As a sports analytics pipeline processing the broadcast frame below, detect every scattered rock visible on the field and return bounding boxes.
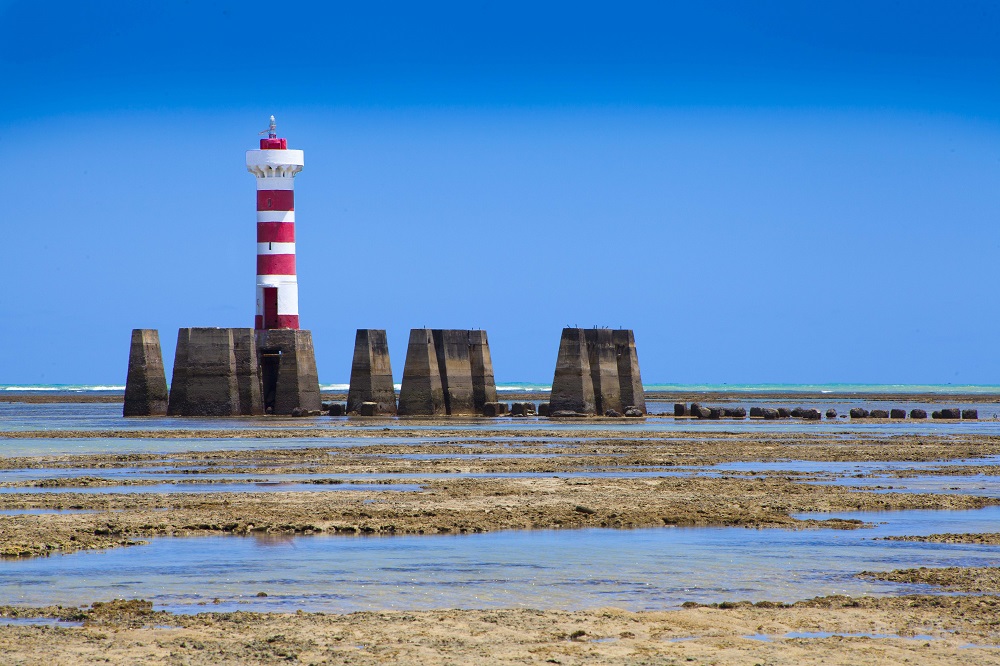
[550,410,586,417]
[604,409,623,418]
[482,402,505,417]
[777,408,792,418]
[910,408,927,419]
[800,408,821,420]
[724,407,747,418]
[850,408,869,419]
[762,408,779,420]
[825,409,837,418]
[890,409,906,419]
[749,407,764,418]
[623,406,644,417]
[870,409,889,419]
[290,407,304,417]
[963,409,978,420]
[674,403,690,417]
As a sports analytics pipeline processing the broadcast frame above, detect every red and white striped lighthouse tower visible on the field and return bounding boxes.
[246,116,304,330]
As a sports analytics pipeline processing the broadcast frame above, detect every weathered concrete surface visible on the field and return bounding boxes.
[347,329,397,415]
[549,328,596,414]
[123,329,168,417]
[398,329,446,416]
[469,330,499,412]
[232,329,264,416]
[255,329,321,416]
[167,328,241,417]
[398,329,498,415]
[613,329,646,414]
[434,330,476,415]
[584,328,622,415]
[549,328,645,416]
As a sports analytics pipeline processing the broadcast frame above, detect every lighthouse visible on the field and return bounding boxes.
[245,117,321,414]
[246,116,304,330]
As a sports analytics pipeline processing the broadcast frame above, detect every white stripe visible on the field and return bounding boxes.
[257,242,296,255]
[255,176,295,191]
[278,282,299,315]
[257,211,295,223]
[256,275,299,287]
[255,283,299,317]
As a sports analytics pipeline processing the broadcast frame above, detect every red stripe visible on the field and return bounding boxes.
[274,314,299,329]
[257,222,295,243]
[255,314,298,330]
[257,254,296,275]
[257,190,294,211]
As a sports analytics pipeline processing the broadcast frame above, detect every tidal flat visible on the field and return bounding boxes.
[2,399,1000,664]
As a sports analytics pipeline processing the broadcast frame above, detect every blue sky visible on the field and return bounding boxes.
[3,1,999,384]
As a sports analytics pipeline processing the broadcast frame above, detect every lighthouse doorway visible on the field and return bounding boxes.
[263,288,279,329]
[260,349,281,414]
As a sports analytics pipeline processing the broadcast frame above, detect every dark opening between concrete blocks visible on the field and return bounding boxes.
[255,329,321,416]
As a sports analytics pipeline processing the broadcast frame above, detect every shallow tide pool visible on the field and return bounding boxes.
[2,506,998,614]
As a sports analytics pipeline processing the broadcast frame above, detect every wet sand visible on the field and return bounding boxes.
[3,414,1000,663]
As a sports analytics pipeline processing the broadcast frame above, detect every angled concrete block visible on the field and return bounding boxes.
[347,329,397,415]
[469,329,498,414]
[398,328,446,416]
[167,327,241,416]
[613,329,645,414]
[123,329,169,417]
[549,328,596,414]
[256,329,321,416]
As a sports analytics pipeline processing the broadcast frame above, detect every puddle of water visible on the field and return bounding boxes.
[783,631,938,640]
[813,475,1000,498]
[0,617,83,627]
[712,457,1000,475]
[743,634,772,642]
[1,507,998,614]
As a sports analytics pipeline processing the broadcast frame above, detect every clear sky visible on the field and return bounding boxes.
[3,1,999,385]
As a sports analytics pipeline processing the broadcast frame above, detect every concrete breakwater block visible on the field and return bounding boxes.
[256,329,321,416]
[548,328,646,416]
[168,328,260,416]
[398,329,498,416]
[347,329,397,415]
[123,329,169,417]
[910,409,927,419]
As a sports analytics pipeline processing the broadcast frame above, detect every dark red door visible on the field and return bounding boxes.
[263,287,279,329]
